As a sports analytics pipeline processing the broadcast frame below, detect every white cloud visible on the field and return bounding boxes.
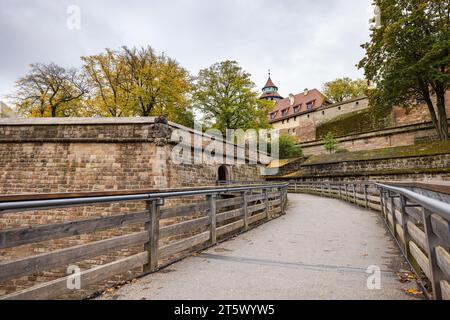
[0,0,373,103]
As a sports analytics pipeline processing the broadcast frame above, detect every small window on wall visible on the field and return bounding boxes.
[355,101,359,106]
[322,111,325,115]
[338,106,341,111]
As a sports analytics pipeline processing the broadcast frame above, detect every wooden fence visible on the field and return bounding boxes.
[288,181,450,300]
[0,183,288,300]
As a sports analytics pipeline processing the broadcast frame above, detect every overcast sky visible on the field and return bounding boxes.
[0,0,374,104]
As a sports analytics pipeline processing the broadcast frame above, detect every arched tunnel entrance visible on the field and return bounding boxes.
[218,165,229,182]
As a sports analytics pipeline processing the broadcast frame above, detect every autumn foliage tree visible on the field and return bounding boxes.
[11,63,87,117]
[322,77,368,103]
[193,60,273,134]
[82,49,134,117]
[121,46,193,123]
[359,0,450,140]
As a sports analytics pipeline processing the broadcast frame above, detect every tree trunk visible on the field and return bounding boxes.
[435,88,449,141]
[51,106,57,117]
[422,89,444,140]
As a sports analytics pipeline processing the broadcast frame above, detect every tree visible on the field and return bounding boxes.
[82,49,134,117]
[359,0,450,140]
[273,135,304,159]
[121,46,193,124]
[11,63,87,117]
[322,77,369,103]
[193,60,272,133]
[323,132,338,154]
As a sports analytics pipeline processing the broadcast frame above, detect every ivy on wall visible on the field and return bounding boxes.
[316,107,392,139]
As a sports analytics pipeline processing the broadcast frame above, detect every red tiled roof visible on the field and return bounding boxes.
[260,91,283,99]
[268,89,328,122]
[263,77,277,89]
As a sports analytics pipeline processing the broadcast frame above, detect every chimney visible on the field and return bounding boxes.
[304,88,309,96]
[289,94,295,106]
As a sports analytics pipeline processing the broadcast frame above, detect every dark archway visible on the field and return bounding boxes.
[218,165,229,182]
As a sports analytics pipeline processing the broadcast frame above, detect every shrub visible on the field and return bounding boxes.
[272,135,303,159]
[323,132,338,154]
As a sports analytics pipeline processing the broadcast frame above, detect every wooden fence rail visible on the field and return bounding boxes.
[0,183,288,300]
[288,180,450,300]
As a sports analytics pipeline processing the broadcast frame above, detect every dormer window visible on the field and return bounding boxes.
[270,113,276,120]
[293,106,299,114]
[306,100,315,110]
[281,109,288,117]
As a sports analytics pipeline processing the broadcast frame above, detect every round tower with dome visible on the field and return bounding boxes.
[260,71,283,101]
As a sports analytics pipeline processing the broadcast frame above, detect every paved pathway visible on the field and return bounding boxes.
[99,193,420,300]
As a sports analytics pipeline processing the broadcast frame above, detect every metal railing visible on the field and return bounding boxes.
[288,180,450,300]
[0,183,289,300]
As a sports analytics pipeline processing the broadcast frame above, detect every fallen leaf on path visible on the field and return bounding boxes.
[403,288,423,296]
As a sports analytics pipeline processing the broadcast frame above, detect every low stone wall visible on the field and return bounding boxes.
[267,142,450,182]
[299,121,447,156]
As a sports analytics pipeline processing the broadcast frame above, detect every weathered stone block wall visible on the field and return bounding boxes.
[275,91,449,147]
[393,91,450,127]
[268,154,450,182]
[0,118,261,297]
[300,154,450,179]
[299,121,446,156]
[313,97,369,126]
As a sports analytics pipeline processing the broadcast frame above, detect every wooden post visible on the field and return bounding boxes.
[379,189,385,217]
[339,184,342,199]
[207,194,217,245]
[385,191,390,221]
[422,208,444,300]
[353,184,357,204]
[345,184,349,202]
[144,199,160,272]
[264,189,269,219]
[294,182,297,193]
[390,194,396,237]
[364,184,368,208]
[280,188,284,215]
[243,191,249,230]
[399,195,411,257]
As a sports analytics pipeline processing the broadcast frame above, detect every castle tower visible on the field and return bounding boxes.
[260,71,283,101]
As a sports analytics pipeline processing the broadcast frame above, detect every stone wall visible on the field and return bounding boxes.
[272,91,450,146]
[299,121,447,156]
[0,117,262,297]
[267,141,450,182]
[271,96,368,143]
